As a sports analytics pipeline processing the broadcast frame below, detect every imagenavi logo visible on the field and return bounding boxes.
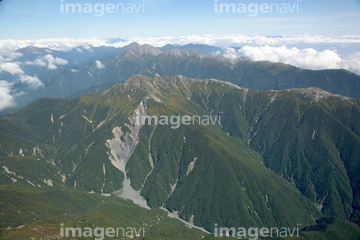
[60,223,146,239]
[143,114,221,129]
[214,0,301,17]
[214,223,300,239]
[60,0,147,17]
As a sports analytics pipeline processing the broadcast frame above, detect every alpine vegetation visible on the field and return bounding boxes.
[0,75,359,240]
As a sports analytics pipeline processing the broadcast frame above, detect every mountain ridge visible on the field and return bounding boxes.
[2,42,360,113]
[1,75,359,233]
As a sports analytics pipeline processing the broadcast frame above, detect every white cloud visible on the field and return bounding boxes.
[224,45,360,74]
[26,58,47,67]
[0,62,24,75]
[340,52,360,74]
[0,60,43,91]
[19,75,43,89]
[95,60,105,69]
[0,38,112,52]
[25,55,68,69]
[125,34,360,48]
[0,61,43,89]
[43,54,68,70]
[0,81,16,111]
[47,63,56,70]
[0,52,23,62]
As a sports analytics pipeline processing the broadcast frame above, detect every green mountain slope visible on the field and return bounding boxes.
[267,218,360,240]
[0,185,216,240]
[209,87,360,224]
[1,75,359,237]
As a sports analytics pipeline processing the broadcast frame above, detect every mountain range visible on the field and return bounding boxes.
[2,42,360,113]
[1,74,359,239]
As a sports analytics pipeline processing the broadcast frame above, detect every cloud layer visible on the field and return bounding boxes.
[223,45,359,73]
[1,34,359,52]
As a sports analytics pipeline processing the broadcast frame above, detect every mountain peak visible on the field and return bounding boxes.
[17,46,52,55]
[118,75,163,102]
[126,42,141,48]
[124,42,163,56]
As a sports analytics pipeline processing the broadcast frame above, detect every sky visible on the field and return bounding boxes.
[1,0,360,111]
[0,0,360,39]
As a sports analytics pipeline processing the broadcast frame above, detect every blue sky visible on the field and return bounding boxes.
[0,0,360,39]
[0,0,360,111]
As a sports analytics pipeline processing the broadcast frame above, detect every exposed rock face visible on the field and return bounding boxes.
[106,101,150,208]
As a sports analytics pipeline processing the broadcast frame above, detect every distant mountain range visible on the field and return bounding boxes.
[1,75,359,239]
[2,42,359,112]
